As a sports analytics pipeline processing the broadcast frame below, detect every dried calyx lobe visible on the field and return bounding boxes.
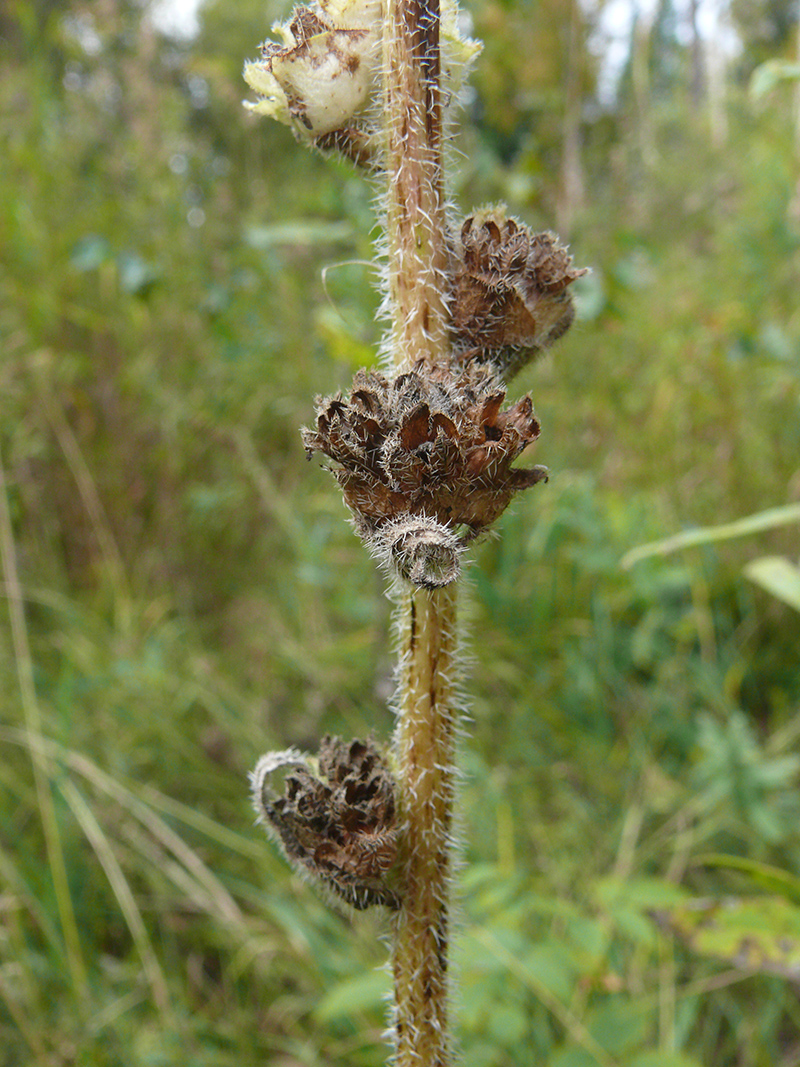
[302,362,547,587]
[450,206,588,380]
[253,735,400,910]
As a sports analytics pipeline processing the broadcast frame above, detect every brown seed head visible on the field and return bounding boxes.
[302,362,548,584]
[251,736,400,910]
[449,206,588,380]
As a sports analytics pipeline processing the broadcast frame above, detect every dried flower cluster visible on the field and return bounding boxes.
[450,207,588,380]
[251,736,400,910]
[302,362,548,586]
[298,208,585,589]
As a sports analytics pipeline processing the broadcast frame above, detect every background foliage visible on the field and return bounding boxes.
[1,1,800,1064]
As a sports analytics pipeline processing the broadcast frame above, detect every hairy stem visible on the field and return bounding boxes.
[392,583,458,1067]
[382,2,459,1063]
[383,0,449,371]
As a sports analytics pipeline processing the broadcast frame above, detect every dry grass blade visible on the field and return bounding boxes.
[140,784,265,860]
[118,815,230,918]
[622,503,800,568]
[2,726,246,929]
[226,424,300,539]
[86,988,148,1037]
[63,749,245,928]
[33,354,130,610]
[0,967,47,1059]
[0,447,87,996]
[59,778,171,1017]
[2,729,250,938]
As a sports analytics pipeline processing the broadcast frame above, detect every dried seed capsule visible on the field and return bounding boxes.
[251,736,401,910]
[376,514,465,588]
[302,361,548,585]
[449,206,588,379]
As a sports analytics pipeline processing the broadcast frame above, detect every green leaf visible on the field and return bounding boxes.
[656,896,800,979]
[585,999,648,1055]
[523,941,579,1002]
[117,251,160,294]
[613,250,654,290]
[572,270,605,322]
[315,305,378,369]
[595,876,690,909]
[608,905,658,949]
[314,967,391,1022]
[564,915,611,963]
[487,1003,529,1046]
[744,556,800,612]
[464,1042,510,1067]
[692,854,800,906]
[622,504,800,568]
[750,60,800,99]
[548,1050,597,1067]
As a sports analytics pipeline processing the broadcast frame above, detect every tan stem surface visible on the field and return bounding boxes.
[392,583,458,1067]
[383,4,458,1062]
[383,0,450,371]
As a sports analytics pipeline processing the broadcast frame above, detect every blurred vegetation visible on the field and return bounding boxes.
[1,0,800,1064]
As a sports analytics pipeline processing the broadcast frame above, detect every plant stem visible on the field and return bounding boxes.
[382,0,449,371]
[382,2,459,1062]
[392,583,458,1067]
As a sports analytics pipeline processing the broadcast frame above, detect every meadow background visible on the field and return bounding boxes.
[2,1,800,1064]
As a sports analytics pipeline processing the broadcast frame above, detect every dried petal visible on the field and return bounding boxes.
[244,0,482,164]
[243,3,380,138]
[244,0,481,164]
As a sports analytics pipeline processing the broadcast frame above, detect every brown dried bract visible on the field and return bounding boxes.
[302,363,547,585]
[314,125,376,168]
[449,206,588,380]
[252,736,400,910]
[260,6,328,56]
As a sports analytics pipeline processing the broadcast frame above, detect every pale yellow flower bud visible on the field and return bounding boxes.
[243,1,382,140]
[243,0,481,151]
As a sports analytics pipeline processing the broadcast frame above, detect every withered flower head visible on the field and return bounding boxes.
[302,363,548,587]
[251,736,400,910]
[449,206,588,380]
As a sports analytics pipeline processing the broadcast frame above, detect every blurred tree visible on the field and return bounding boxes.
[731,0,799,67]
[468,0,598,214]
[556,0,587,234]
